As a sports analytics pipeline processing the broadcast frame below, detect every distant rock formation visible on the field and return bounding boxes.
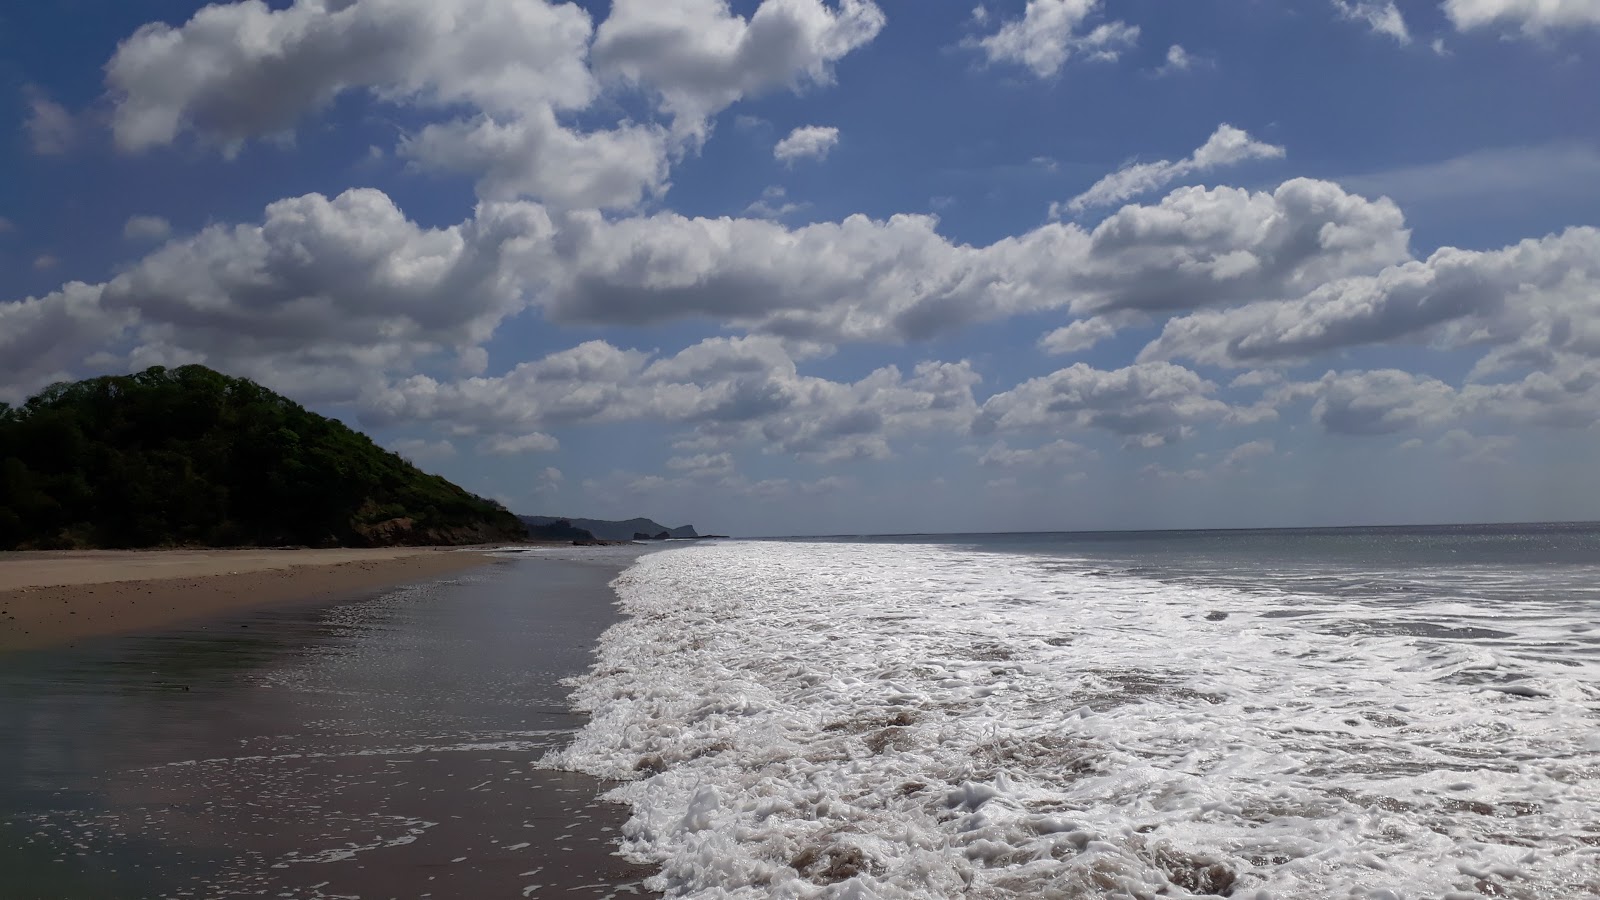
[520,515,702,542]
[524,519,598,542]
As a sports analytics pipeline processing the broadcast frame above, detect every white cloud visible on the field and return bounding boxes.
[536,466,564,492]
[15,188,535,403]
[745,186,810,219]
[1141,226,1600,370]
[24,88,77,155]
[532,178,1409,342]
[1155,44,1194,75]
[592,0,886,140]
[1272,361,1600,436]
[1222,438,1275,467]
[122,215,172,242]
[105,0,598,152]
[666,452,736,477]
[1057,124,1285,215]
[1332,1,1412,43]
[976,361,1269,446]
[101,0,886,206]
[480,432,560,455]
[33,255,60,271]
[774,125,840,164]
[398,111,672,210]
[0,282,134,397]
[1443,0,1600,33]
[1039,312,1146,355]
[2,175,1415,423]
[977,439,1090,467]
[973,0,1138,78]
[361,335,981,464]
[391,437,457,463]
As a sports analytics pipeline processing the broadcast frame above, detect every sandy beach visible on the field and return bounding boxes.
[0,547,502,652]
[0,548,658,898]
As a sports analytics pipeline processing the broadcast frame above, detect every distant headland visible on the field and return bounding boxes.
[0,365,527,550]
[516,516,727,542]
[0,365,722,552]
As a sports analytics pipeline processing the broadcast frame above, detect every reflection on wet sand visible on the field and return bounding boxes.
[0,554,657,899]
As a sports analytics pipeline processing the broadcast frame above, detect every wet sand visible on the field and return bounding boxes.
[0,548,659,899]
[0,548,502,652]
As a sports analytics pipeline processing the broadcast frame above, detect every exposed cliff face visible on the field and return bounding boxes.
[353,516,532,547]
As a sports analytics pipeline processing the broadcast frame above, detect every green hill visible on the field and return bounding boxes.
[0,365,528,550]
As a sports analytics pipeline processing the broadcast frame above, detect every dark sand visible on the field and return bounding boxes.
[0,549,660,899]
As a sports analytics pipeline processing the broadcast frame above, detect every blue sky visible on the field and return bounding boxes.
[3,0,1599,535]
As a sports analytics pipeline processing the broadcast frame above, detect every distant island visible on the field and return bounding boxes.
[0,365,528,550]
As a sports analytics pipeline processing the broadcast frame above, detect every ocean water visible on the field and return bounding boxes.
[548,525,1600,899]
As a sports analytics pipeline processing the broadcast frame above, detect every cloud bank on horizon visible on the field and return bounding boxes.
[2,0,1598,534]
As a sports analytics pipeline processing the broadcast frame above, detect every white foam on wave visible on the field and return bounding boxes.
[547,541,1600,899]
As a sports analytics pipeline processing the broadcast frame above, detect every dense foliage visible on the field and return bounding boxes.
[0,365,527,549]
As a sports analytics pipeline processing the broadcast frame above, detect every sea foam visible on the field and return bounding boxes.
[547,541,1600,898]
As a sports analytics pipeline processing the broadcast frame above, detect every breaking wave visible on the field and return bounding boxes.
[548,541,1600,898]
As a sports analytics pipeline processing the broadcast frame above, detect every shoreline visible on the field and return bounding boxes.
[0,550,660,898]
[0,547,507,653]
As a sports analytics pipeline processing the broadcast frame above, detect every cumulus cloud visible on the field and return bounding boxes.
[1057,124,1286,215]
[0,188,546,405]
[361,335,980,464]
[976,361,1269,446]
[532,178,1410,343]
[1333,1,1412,43]
[973,0,1139,78]
[592,0,886,140]
[122,215,172,242]
[1273,360,1600,436]
[3,174,1422,421]
[101,0,883,206]
[1443,0,1600,33]
[398,111,672,210]
[774,125,840,164]
[1141,226,1600,369]
[0,283,134,399]
[105,0,598,152]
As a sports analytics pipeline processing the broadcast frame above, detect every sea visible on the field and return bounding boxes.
[549,523,1600,899]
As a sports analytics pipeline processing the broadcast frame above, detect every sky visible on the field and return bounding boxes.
[2,0,1599,536]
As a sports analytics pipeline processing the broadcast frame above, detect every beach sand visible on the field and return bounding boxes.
[0,549,659,898]
[0,547,503,652]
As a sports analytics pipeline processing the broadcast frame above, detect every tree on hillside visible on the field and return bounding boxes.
[0,365,526,549]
